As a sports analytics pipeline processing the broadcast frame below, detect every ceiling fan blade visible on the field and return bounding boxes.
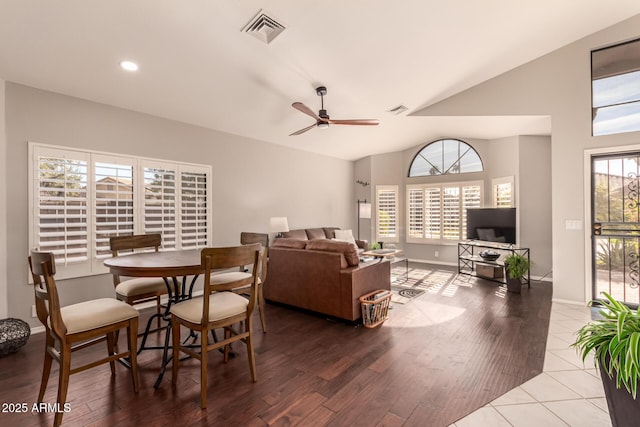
[292,102,321,121]
[328,119,379,126]
[289,123,317,136]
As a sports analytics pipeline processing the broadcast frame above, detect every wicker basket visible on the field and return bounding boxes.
[359,289,391,328]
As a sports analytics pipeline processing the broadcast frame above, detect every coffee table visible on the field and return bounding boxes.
[361,249,408,281]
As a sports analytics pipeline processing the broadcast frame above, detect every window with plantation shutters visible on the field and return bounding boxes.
[30,143,212,280]
[33,148,90,278]
[93,157,135,266]
[406,181,483,243]
[179,168,208,249]
[492,176,514,208]
[376,185,398,242]
[408,188,424,239]
[143,164,177,250]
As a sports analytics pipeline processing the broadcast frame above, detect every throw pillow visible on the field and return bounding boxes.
[334,229,357,248]
[305,228,327,240]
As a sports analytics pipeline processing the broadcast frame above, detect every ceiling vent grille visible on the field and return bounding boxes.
[243,10,286,45]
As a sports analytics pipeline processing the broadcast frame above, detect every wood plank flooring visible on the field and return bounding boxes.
[0,263,552,426]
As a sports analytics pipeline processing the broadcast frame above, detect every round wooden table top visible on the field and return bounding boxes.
[103,249,203,278]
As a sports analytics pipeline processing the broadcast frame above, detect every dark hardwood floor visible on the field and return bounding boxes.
[0,263,552,426]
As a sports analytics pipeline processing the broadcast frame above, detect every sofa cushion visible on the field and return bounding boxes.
[272,238,308,249]
[281,229,308,240]
[306,239,359,267]
[323,227,340,239]
[334,229,358,248]
[306,228,327,240]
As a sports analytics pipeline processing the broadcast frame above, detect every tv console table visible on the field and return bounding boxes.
[457,241,530,288]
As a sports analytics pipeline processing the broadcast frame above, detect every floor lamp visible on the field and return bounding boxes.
[357,200,371,240]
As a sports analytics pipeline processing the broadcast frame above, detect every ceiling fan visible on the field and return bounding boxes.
[289,86,379,136]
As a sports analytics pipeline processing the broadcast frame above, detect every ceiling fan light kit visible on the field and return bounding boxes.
[289,86,379,136]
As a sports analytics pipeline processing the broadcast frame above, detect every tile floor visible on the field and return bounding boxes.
[451,301,612,427]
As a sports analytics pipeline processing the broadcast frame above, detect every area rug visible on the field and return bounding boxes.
[390,264,457,304]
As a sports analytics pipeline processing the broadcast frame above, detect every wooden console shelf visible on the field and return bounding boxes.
[457,241,530,288]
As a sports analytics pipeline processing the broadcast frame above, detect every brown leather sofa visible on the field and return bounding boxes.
[264,237,390,322]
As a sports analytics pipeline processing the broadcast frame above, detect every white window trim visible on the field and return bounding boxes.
[375,185,399,243]
[492,176,515,208]
[29,142,213,280]
[406,180,483,245]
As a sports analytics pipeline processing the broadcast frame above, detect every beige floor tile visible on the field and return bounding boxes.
[543,351,583,372]
[549,347,589,369]
[454,406,512,427]
[546,370,605,398]
[495,402,567,427]
[587,397,609,413]
[548,331,579,346]
[519,373,581,402]
[491,386,537,406]
[546,334,573,350]
[543,399,611,427]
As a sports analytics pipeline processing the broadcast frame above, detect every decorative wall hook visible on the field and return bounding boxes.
[356,180,370,187]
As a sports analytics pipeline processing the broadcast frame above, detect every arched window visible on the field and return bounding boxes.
[408,139,483,177]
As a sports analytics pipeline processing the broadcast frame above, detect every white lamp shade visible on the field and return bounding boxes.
[359,202,372,219]
[269,217,289,233]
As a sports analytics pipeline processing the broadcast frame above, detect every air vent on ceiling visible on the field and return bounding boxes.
[387,105,409,115]
[243,10,286,45]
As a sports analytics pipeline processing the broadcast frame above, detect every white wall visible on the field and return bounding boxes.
[413,14,640,303]
[5,83,354,326]
[0,79,7,318]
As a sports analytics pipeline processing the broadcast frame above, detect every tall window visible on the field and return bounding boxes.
[408,139,483,177]
[407,182,483,243]
[30,143,212,279]
[492,176,514,208]
[592,38,640,136]
[376,185,398,242]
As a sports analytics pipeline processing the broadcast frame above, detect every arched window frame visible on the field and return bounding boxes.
[408,138,483,177]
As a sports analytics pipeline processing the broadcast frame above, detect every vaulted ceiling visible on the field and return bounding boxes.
[1,1,639,160]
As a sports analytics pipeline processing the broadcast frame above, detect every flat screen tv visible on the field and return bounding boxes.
[466,208,516,244]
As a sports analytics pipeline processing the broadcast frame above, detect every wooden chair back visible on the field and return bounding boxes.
[200,244,261,324]
[240,232,269,247]
[109,233,162,255]
[109,234,162,285]
[28,250,66,337]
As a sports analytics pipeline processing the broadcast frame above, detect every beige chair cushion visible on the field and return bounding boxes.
[115,277,167,297]
[170,292,249,324]
[59,298,139,334]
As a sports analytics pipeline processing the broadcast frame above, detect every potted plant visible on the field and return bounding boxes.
[572,292,640,426]
[503,252,530,293]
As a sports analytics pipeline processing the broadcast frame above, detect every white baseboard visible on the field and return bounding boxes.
[551,297,588,306]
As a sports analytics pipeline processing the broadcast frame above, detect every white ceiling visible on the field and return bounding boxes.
[1,1,639,160]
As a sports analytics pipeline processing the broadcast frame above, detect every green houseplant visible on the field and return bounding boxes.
[502,252,530,293]
[573,292,640,426]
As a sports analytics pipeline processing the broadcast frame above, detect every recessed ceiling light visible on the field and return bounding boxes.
[119,60,139,72]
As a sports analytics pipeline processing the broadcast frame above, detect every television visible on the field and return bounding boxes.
[466,208,516,244]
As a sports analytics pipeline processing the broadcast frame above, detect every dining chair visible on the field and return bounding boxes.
[109,234,169,337]
[171,243,262,409]
[28,250,140,427]
[239,232,269,332]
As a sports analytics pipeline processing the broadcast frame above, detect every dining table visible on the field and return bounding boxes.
[104,248,204,388]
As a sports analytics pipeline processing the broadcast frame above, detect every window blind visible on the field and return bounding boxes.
[376,185,398,241]
[406,181,483,243]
